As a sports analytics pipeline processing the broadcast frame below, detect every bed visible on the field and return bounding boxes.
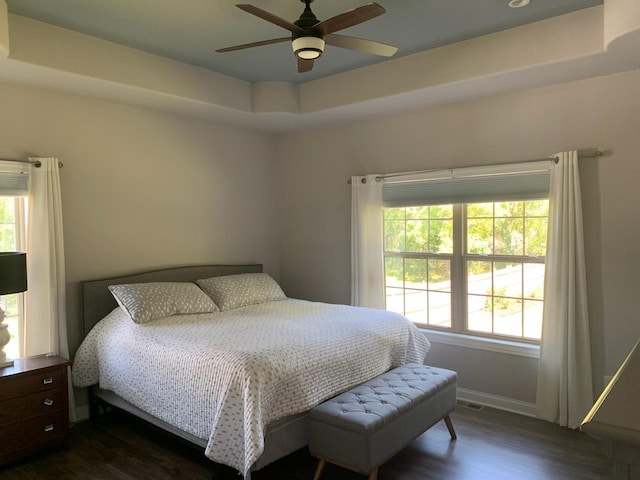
[72,264,430,479]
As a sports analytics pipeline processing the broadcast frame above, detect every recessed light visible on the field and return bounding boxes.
[508,0,530,7]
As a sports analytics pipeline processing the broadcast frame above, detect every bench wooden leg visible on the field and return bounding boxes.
[313,459,326,480]
[444,414,457,440]
[368,466,379,480]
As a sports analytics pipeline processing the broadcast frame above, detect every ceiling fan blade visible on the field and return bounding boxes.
[216,37,290,53]
[325,34,397,57]
[314,3,386,35]
[298,57,314,73]
[236,4,304,34]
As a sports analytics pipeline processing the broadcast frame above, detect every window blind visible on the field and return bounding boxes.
[0,162,29,196]
[382,162,550,207]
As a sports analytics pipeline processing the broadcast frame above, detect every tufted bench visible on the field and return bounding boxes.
[309,363,457,480]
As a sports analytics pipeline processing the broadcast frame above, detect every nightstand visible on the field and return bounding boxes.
[0,354,71,465]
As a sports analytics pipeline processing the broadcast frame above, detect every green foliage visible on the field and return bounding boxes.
[384,200,548,309]
[466,200,548,256]
[490,286,523,313]
[467,218,493,254]
[384,206,453,285]
[0,197,17,251]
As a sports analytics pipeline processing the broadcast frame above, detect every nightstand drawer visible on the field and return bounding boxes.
[0,411,65,455]
[0,369,62,401]
[0,388,63,424]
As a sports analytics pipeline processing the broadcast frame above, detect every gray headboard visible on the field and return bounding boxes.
[81,264,263,337]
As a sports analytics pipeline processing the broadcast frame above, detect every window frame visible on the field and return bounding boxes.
[383,200,547,345]
[0,196,27,359]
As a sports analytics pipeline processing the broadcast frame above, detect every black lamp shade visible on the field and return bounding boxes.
[0,252,27,295]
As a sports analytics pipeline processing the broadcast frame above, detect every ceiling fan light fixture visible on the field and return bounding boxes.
[292,36,325,59]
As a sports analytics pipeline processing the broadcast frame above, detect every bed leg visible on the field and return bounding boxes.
[88,388,110,421]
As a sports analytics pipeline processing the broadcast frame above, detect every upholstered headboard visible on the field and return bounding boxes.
[81,264,263,337]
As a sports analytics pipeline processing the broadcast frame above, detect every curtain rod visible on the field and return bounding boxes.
[0,157,64,168]
[348,150,606,184]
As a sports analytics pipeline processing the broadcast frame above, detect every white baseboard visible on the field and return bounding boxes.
[457,387,537,417]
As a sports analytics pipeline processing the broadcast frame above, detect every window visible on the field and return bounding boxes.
[0,163,29,359]
[382,163,549,343]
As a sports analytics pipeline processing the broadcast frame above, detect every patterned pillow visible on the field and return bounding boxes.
[108,282,219,324]
[196,273,286,311]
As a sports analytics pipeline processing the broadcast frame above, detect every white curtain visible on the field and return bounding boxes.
[25,157,75,421]
[536,151,593,429]
[350,175,384,309]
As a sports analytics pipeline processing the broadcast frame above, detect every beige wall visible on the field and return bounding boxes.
[0,79,279,356]
[276,69,640,403]
[2,66,639,408]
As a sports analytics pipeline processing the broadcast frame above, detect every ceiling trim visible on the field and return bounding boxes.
[1,1,639,133]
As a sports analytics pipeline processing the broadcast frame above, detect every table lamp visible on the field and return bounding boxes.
[0,252,27,368]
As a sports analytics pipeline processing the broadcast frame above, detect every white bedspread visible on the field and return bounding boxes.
[72,299,430,476]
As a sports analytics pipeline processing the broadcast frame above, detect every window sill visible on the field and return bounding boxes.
[419,328,540,359]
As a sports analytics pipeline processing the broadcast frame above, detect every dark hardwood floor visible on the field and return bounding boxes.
[0,405,613,480]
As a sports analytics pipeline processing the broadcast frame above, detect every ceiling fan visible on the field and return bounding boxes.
[216,0,398,73]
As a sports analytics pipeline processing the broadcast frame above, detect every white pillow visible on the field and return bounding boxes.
[196,273,286,311]
[108,282,219,324]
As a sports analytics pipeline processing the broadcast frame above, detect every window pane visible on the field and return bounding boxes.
[406,220,428,252]
[405,206,429,220]
[495,218,523,255]
[385,257,403,288]
[524,299,543,339]
[525,199,549,217]
[0,196,25,359]
[523,263,545,299]
[467,260,492,295]
[468,295,492,333]
[467,203,493,218]
[0,224,16,251]
[386,287,405,315]
[384,208,405,220]
[0,197,16,222]
[384,219,405,252]
[467,218,493,254]
[404,258,427,289]
[430,204,452,218]
[494,296,523,337]
[404,290,428,324]
[496,201,523,217]
[525,217,547,256]
[0,295,19,359]
[428,259,451,291]
[429,220,453,254]
[494,262,522,298]
[0,197,17,251]
[428,291,451,328]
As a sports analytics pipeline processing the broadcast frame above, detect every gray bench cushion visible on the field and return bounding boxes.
[309,363,457,475]
[311,363,456,433]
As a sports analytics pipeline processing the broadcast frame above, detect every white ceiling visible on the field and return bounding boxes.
[5,0,602,84]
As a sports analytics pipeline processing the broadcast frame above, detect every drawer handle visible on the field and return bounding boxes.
[44,424,54,433]
[43,398,54,406]
[43,377,54,385]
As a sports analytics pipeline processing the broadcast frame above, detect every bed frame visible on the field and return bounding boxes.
[80,264,309,474]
